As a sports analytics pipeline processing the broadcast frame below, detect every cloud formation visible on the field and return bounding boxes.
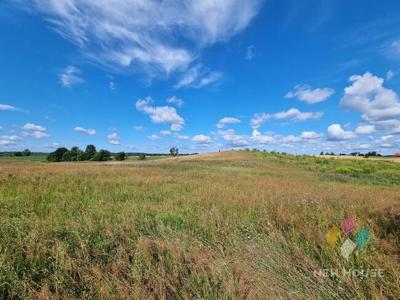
[286,85,334,104]
[136,97,185,131]
[327,124,356,141]
[74,126,96,135]
[0,104,22,111]
[25,0,261,76]
[340,72,400,133]
[251,108,323,129]
[192,134,212,144]
[59,66,84,87]
[107,132,120,145]
[217,117,241,129]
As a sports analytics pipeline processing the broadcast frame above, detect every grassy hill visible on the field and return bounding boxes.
[0,151,399,299]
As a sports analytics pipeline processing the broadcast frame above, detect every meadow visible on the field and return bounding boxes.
[0,151,399,299]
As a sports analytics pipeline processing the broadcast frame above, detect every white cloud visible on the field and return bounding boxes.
[74,126,96,135]
[250,113,271,129]
[24,0,261,76]
[340,72,400,134]
[286,85,335,104]
[44,142,60,149]
[192,134,212,144]
[327,124,356,141]
[197,72,222,88]
[148,134,160,141]
[175,65,222,89]
[300,131,322,140]
[21,123,50,139]
[246,45,255,60]
[160,130,172,136]
[217,117,241,129]
[251,108,322,129]
[217,129,248,147]
[23,131,50,139]
[177,135,190,140]
[386,70,395,80]
[59,66,84,87]
[136,97,185,131]
[355,124,376,135]
[22,123,46,131]
[0,104,22,111]
[107,132,120,145]
[166,96,184,107]
[133,125,145,131]
[0,135,22,142]
[251,129,276,144]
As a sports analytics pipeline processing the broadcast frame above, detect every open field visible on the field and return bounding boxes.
[0,151,399,299]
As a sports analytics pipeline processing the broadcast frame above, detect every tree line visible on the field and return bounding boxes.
[47,145,127,162]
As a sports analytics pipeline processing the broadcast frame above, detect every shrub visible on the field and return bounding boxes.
[14,152,23,157]
[115,152,127,161]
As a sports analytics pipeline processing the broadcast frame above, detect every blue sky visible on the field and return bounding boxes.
[1,0,400,154]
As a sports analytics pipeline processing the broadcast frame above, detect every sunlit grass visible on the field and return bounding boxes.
[0,151,399,299]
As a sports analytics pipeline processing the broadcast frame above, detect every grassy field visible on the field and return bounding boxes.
[0,151,399,299]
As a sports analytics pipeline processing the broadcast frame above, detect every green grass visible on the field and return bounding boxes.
[0,155,48,162]
[0,151,399,299]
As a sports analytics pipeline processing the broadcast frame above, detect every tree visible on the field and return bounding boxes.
[138,153,146,160]
[14,152,23,157]
[47,147,68,162]
[62,151,72,162]
[85,144,97,160]
[93,150,111,161]
[70,146,80,161]
[23,149,32,156]
[320,151,324,156]
[170,147,179,157]
[115,152,127,161]
[77,150,85,161]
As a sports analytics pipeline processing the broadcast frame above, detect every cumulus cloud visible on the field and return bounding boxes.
[250,108,323,129]
[23,0,261,77]
[300,131,322,140]
[59,66,84,87]
[251,130,276,144]
[192,134,212,144]
[286,85,335,104]
[340,72,400,133]
[74,126,96,135]
[177,135,190,140]
[107,132,120,145]
[21,123,50,139]
[217,129,248,147]
[136,97,185,131]
[327,124,356,141]
[166,96,184,107]
[0,104,22,111]
[217,117,241,129]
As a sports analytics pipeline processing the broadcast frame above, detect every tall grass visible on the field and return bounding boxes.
[0,152,399,299]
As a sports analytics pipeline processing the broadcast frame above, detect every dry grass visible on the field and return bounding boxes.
[0,151,399,299]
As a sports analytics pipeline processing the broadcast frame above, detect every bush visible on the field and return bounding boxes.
[14,152,23,157]
[115,152,127,161]
[138,153,146,160]
[93,150,111,161]
[62,151,72,162]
